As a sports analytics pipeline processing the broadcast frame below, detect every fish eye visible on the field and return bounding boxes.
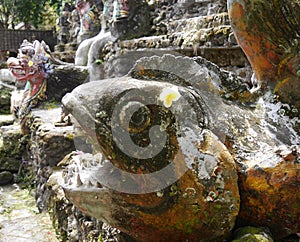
[129,106,151,133]
[118,101,152,134]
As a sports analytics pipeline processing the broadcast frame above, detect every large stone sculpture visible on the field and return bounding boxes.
[75,0,151,67]
[61,56,242,241]
[55,0,299,241]
[69,9,81,44]
[57,4,72,44]
[227,0,300,238]
[228,0,300,110]
[60,54,299,241]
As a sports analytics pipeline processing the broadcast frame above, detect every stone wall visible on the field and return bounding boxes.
[0,69,16,114]
[86,0,252,82]
[0,29,56,52]
[25,108,135,242]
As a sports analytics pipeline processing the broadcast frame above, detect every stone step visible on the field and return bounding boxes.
[111,12,235,57]
[52,51,76,63]
[100,11,247,80]
[104,21,244,72]
[167,12,230,34]
[118,25,233,50]
[164,0,227,19]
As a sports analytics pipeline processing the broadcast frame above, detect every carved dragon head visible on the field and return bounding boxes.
[7,39,52,82]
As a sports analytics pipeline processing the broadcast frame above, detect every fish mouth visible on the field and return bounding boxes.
[57,153,118,225]
[60,153,105,190]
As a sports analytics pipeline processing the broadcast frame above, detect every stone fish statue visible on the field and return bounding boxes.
[57,0,300,241]
[60,54,299,241]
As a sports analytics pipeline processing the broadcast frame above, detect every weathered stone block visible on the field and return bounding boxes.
[0,115,14,126]
[46,65,89,102]
[111,0,151,40]
[0,124,24,172]
[28,108,76,211]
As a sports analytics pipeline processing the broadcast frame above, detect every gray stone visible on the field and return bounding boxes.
[0,185,59,241]
[87,32,115,81]
[46,65,89,102]
[10,90,24,116]
[28,108,76,212]
[75,35,100,66]
[111,0,151,40]
[30,108,76,167]
[103,49,183,78]
[0,69,16,85]
[100,12,248,80]
[232,226,274,242]
[0,171,13,185]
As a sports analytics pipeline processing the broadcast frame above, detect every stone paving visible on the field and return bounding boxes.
[0,185,59,242]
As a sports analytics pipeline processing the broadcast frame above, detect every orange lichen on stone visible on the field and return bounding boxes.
[237,156,300,239]
[228,0,300,108]
[228,2,279,83]
[120,132,241,242]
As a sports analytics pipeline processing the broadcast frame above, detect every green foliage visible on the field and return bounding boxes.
[14,0,45,28]
[15,165,36,189]
[95,59,104,65]
[40,99,61,109]
[0,0,16,28]
[0,0,67,29]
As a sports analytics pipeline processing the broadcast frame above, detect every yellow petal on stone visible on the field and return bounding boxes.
[159,86,181,108]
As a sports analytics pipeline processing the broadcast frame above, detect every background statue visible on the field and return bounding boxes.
[69,9,81,43]
[57,4,73,44]
[75,0,102,43]
[7,40,53,131]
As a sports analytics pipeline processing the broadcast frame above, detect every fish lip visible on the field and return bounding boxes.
[62,186,107,192]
